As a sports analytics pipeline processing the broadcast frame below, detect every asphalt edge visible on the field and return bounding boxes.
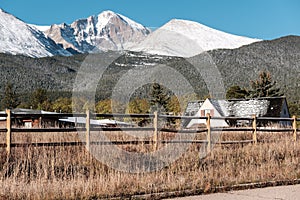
[101,179,300,200]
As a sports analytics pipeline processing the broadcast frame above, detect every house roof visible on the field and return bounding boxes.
[182,97,289,128]
[0,108,59,120]
[182,100,204,127]
[184,100,205,116]
[208,96,288,118]
[0,108,132,127]
[59,117,132,126]
[0,108,58,115]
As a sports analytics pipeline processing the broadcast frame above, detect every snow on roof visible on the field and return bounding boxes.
[183,97,286,119]
[0,109,59,120]
[184,100,204,116]
[59,117,131,126]
[182,100,205,127]
[208,97,286,118]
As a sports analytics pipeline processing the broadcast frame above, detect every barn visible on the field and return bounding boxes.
[184,97,290,128]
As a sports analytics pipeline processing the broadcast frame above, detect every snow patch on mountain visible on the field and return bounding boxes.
[29,24,51,32]
[133,19,261,57]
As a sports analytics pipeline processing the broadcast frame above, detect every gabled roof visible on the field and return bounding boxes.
[183,97,289,128]
[182,100,204,127]
[207,96,288,118]
[184,100,204,116]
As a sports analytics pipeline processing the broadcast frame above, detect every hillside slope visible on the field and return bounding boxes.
[0,36,298,102]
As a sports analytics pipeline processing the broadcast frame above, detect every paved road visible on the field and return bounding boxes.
[167,184,300,200]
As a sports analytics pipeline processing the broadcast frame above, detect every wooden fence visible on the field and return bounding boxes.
[0,109,299,155]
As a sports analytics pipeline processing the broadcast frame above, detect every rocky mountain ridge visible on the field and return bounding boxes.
[1,8,260,57]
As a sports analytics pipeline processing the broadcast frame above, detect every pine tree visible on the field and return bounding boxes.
[52,97,72,113]
[226,85,249,99]
[150,82,171,114]
[248,70,283,98]
[2,82,19,109]
[31,88,49,110]
[128,98,150,114]
[289,101,300,117]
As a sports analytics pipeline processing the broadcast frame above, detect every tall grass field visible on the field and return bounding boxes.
[0,130,300,199]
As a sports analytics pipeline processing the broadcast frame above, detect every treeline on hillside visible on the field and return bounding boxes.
[1,71,299,117]
[226,70,300,116]
[0,82,186,116]
[208,36,300,102]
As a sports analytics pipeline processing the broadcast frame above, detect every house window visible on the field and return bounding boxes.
[201,110,205,116]
[205,109,210,116]
[24,121,32,128]
[201,109,214,117]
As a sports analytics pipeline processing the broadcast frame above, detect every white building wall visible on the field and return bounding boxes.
[280,100,292,126]
[187,99,228,128]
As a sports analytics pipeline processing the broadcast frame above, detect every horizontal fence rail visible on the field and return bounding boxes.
[0,109,299,155]
[95,113,154,118]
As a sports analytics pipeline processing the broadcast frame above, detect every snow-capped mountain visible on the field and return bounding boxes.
[44,10,151,53]
[0,9,71,58]
[1,9,261,58]
[132,19,261,57]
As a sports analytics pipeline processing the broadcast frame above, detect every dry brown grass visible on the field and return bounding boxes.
[0,130,300,199]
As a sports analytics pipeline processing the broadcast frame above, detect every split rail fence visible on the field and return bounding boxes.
[0,109,299,155]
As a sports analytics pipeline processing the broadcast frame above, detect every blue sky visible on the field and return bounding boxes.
[1,0,300,40]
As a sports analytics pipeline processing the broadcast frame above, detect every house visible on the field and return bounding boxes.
[184,97,290,128]
[0,108,62,128]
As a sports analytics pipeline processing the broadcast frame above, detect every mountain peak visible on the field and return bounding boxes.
[96,10,149,32]
[0,8,71,57]
[132,18,261,57]
[98,10,118,18]
[43,10,150,53]
[164,19,215,30]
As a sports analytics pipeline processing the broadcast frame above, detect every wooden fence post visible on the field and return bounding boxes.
[252,115,257,144]
[153,111,158,151]
[6,109,11,155]
[39,117,42,128]
[206,113,211,152]
[293,115,297,142]
[86,109,90,150]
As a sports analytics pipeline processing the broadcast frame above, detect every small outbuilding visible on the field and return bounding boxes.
[0,108,61,128]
